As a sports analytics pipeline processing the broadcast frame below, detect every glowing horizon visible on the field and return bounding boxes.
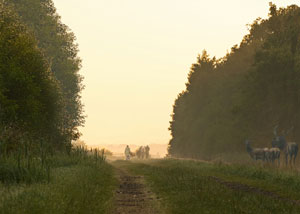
[53,0,299,146]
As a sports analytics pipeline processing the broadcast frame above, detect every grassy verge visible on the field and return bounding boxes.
[123,159,300,214]
[0,155,116,214]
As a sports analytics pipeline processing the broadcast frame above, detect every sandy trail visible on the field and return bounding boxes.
[112,164,162,214]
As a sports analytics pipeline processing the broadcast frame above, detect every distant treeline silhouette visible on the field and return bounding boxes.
[168,3,300,159]
[0,0,84,155]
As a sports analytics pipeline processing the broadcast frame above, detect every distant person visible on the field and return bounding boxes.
[145,145,150,159]
[125,145,131,160]
[140,146,145,159]
[136,147,142,159]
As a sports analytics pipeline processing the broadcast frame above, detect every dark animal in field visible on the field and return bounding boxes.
[285,142,298,165]
[271,125,287,150]
[271,136,286,150]
[271,126,298,166]
[245,140,266,161]
[261,147,280,165]
[269,148,280,165]
[263,148,271,162]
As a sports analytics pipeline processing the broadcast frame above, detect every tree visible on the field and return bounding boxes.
[7,0,85,149]
[167,4,298,159]
[242,4,300,140]
[0,2,61,152]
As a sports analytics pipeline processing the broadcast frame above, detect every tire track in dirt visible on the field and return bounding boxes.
[209,176,300,205]
[112,167,161,214]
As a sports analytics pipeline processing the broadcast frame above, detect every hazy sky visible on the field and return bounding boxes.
[53,0,299,146]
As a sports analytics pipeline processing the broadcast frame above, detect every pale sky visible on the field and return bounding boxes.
[53,0,299,146]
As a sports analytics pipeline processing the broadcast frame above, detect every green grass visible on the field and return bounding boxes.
[0,155,116,214]
[0,156,49,184]
[122,159,300,214]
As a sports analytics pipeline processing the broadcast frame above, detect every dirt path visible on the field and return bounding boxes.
[209,176,300,205]
[112,164,162,214]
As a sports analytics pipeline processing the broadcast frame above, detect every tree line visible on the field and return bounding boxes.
[0,0,84,155]
[168,3,300,159]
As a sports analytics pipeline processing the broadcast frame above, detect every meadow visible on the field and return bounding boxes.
[0,150,116,214]
[2,153,300,213]
[123,158,300,214]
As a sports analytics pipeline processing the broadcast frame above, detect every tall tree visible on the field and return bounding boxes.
[0,2,61,151]
[7,0,85,149]
[168,4,291,159]
[242,4,300,140]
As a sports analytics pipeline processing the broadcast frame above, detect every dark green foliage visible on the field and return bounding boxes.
[0,3,113,212]
[0,1,87,191]
[0,158,46,184]
[242,4,300,140]
[0,2,61,153]
[0,0,84,154]
[168,4,300,159]
[6,0,84,149]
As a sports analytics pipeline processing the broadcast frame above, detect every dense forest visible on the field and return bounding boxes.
[0,0,84,155]
[168,4,300,159]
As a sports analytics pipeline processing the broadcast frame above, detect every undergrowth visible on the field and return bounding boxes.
[0,148,116,214]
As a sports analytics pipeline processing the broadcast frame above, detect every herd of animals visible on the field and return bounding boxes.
[245,126,299,166]
[131,145,151,159]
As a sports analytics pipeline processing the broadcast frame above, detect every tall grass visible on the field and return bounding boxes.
[0,144,107,184]
[0,156,48,184]
[0,146,116,214]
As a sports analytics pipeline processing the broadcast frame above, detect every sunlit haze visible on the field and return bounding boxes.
[52,0,299,146]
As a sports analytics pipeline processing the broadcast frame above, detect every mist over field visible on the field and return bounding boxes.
[91,144,168,158]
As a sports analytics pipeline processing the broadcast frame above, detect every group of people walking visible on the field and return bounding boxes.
[124,145,150,160]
